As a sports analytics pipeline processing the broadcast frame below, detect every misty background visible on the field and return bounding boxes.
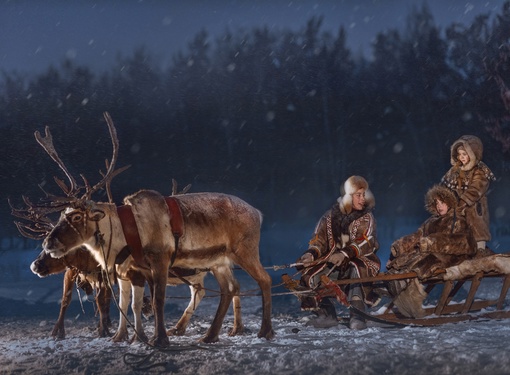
[1,1,510,266]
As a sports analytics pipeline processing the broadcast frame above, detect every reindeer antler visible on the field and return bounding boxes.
[34,126,80,197]
[12,112,129,239]
[82,112,128,201]
[8,197,57,240]
[171,179,192,195]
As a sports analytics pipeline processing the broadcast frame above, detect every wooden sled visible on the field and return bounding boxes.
[282,264,510,327]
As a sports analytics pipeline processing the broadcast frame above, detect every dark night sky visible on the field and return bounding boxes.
[0,0,503,76]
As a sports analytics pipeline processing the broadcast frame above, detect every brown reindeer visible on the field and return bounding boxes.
[30,246,112,339]
[20,195,244,342]
[14,112,273,346]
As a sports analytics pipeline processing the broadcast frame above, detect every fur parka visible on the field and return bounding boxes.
[300,176,381,306]
[387,185,477,277]
[441,135,496,242]
[386,185,477,317]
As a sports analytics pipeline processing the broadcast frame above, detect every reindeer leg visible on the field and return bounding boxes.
[200,266,237,343]
[112,278,131,342]
[168,281,205,336]
[228,295,244,336]
[130,284,148,343]
[233,252,274,340]
[125,270,149,343]
[147,251,171,347]
[51,268,76,339]
[95,285,112,337]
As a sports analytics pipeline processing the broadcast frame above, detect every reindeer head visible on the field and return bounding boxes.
[42,201,109,258]
[11,112,128,258]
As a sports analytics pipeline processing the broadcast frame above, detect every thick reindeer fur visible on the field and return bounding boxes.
[43,189,273,347]
[125,190,173,255]
[444,253,510,280]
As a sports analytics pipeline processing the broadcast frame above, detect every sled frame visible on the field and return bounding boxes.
[283,271,510,327]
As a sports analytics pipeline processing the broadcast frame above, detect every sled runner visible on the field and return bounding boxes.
[282,254,510,327]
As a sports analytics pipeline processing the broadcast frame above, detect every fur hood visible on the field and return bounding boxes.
[337,175,375,214]
[450,135,483,171]
[424,184,457,215]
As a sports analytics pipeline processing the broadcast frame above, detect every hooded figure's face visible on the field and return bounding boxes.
[351,188,366,211]
[435,198,449,216]
[457,147,470,167]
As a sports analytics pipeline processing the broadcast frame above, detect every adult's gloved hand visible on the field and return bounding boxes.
[299,252,314,266]
[328,252,346,266]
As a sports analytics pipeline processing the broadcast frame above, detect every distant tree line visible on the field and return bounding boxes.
[1,3,510,241]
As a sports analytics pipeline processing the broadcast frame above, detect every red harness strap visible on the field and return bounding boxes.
[165,197,184,239]
[116,197,184,268]
[165,197,183,266]
[116,205,147,268]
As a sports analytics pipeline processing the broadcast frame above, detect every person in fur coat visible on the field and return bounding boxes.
[297,175,380,330]
[386,184,477,318]
[441,135,496,255]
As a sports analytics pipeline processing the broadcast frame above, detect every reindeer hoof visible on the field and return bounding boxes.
[51,328,65,340]
[111,331,129,343]
[130,332,149,344]
[167,327,185,336]
[150,335,170,347]
[257,328,275,340]
[199,335,220,344]
[98,327,112,338]
[228,325,245,336]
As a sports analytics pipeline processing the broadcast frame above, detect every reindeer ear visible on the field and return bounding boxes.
[89,209,105,221]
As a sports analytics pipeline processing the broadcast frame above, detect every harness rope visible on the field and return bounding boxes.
[91,215,340,369]
[94,220,214,370]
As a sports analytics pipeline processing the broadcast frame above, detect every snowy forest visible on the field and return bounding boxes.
[3,2,510,374]
[1,2,510,251]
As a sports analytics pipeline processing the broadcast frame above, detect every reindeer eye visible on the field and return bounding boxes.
[70,213,83,222]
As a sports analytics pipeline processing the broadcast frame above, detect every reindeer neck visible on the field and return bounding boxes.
[86,209,126,272]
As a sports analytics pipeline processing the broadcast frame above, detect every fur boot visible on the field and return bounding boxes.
[392,278,426,318]
[305,299,338,328]
[349,298,367,330]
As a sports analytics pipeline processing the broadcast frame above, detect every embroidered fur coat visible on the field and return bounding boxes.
[441,135,496,243]
[300,179,380,306]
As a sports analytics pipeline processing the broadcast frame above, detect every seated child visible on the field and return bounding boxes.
[386,184,477,317]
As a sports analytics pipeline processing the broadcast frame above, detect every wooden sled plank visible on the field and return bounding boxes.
[283,268,510,327]
[370,310,510,327]
[379,299,500,320]
[497,274,510,310]
[460,272,483,314]
[434,280,454,315]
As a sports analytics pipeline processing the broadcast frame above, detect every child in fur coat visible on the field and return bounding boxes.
[386,184,477,318]
[441,135,496,255]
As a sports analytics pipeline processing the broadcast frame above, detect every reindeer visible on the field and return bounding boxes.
[30,246,112,339]
[25,182,244,339]
[14,112,273,346]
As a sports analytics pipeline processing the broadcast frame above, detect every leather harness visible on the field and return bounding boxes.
[115,196,184,268]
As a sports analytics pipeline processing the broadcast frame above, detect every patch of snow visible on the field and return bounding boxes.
[1,249,510,374]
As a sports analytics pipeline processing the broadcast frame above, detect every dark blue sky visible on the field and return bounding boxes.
[0,0,503,76]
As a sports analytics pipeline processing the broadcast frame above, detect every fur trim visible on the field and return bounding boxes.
[424,184,457,215]
[450,135,483,171]
[444,254,510,280]
[338,175,375,214]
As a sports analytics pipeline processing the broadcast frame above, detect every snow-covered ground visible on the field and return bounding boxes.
[2,246,510,375]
